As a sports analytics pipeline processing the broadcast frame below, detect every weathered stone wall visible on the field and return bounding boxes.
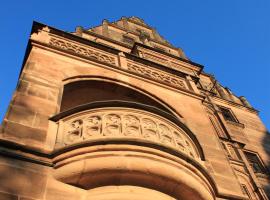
[0,18,269,200]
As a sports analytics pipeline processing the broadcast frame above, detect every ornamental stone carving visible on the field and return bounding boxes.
[136,47,198,76]
[55,108,199,159]
[49,37,116,66]
[126,62,187,90]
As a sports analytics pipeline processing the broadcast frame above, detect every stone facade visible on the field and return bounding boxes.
[0,17,269,200]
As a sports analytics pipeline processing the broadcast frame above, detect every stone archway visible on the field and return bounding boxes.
[49,79,217,200]
[60,79,174,115]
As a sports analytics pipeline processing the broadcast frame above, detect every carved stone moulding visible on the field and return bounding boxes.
[53,144,216,200]
[51,105,215,200]
[126,62,188,90]
[49,37,117,66]
[135,45,201,76]
[54,107,200,160]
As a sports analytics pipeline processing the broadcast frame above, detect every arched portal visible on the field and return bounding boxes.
[60,80,174,115]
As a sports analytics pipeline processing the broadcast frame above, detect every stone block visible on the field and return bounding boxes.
[0,156,50,174]
[27,84,48,99]
[19,198,37,200]
[44,179,84,200]
[6,105,35,126]
[13,94,57,115]
[25,62,36,71]
[4,121,47,143]
[47,90,58,102]
[17,81,29,94]
[210,160,234,177]
[203,147,227,160]
[0,164,47,199]
[33,113,49,129]
[214,174,243,196]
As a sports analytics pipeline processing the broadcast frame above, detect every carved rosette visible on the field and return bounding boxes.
[56,108,199,159]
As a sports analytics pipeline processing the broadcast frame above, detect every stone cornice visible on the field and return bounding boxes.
[31,40,204,102]
[31,22,202,79]
[211,95,258,114]
[28,22,207,100]
[132,42,204,71]
[32,21,122,54]
[124,52,187,78]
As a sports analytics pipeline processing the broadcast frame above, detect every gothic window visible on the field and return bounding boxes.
[244,151,267,174]
[219,107,238,123]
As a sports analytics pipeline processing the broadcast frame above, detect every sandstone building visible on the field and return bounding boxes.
[0,17,270,200]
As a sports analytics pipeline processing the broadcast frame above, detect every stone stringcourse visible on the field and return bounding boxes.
[126,62,187,90]
[49,37,117,66]
[138,47,195,75]
[143,52,186,72]
[49,37,188,91]
[56,108,198,159]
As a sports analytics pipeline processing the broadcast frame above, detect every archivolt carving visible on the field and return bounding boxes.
[126,62,187,90]
[49,38,116,66]
[56,108,199,159]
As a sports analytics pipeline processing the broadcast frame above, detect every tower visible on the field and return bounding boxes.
[0,17,269,200]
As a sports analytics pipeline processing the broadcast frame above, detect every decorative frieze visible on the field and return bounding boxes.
[143,52,168,65]
[49,38,116,66]
[126,62,187,90]
[56,108,199,159]
[140,50,197,75]
[143,52,194,75]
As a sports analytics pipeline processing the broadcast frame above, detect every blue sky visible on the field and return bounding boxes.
[0,0,269,129]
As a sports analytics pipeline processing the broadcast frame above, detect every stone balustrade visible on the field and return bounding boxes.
[55,107,199,160]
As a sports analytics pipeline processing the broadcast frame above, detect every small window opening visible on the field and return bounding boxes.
[244,151,266,174]
[219,107,237,122]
